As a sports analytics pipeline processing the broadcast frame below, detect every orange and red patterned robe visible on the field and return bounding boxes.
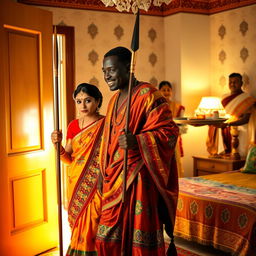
[96,83,179,256]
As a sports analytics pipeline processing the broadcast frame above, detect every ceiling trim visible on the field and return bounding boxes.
[18,0,256,16]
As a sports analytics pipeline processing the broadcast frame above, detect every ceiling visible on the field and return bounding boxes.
[18,0,256,16]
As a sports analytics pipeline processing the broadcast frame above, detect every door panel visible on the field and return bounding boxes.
[0,1,58,255]
[6,26,42,152]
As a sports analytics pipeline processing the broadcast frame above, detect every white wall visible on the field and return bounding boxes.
[164,13,210,176]
[163,14,182,102]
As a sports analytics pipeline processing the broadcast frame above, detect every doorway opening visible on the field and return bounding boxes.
[54,25,75,253]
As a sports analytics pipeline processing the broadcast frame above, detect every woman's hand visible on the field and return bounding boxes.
[51,130,63,145]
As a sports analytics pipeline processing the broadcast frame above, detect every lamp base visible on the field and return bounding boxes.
[208,153,223,159]
[208,152,237,159]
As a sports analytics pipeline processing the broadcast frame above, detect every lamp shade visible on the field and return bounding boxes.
[195,97,226,118]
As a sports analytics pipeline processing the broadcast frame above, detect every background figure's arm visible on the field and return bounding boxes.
[229,113,250,126]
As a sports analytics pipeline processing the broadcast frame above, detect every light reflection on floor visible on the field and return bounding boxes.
[39,207,70,256]
[62,207,71,253]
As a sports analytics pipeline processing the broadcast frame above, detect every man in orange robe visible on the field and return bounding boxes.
[96,47,179,255]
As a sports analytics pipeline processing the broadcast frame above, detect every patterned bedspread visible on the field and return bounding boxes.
[174,171,256,256]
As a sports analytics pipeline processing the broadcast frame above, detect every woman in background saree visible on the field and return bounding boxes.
[51,83,105,256]
[159,80,186,177]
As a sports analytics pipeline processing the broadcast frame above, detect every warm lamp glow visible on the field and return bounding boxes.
[195,97,226,118]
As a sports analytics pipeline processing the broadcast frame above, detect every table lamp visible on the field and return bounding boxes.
[195,96,226,119]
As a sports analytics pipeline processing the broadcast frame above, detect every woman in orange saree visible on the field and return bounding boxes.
[51,83,105,256]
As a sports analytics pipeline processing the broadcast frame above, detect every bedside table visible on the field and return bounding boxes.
[193,156,245,176]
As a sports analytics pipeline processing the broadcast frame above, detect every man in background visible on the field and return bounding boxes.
[207,73,256,157]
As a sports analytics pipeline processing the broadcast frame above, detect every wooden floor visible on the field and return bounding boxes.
[36,207,70,256]
[37,216,230,256]
[38,238,231,256]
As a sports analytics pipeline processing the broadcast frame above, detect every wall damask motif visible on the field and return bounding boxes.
[89,76,99,86]
[88,23,98,39]
[114,25,124,40]
[240,47,249,63]
[148,28,157,42]
[218,24,226,39]
[239,20,248,36]
[88,50,99,65]
[219,75,226,87]
[242,73,250,90]
[218,50,226,64]
[149,53,157,66]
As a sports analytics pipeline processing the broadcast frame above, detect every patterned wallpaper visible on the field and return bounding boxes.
[40,7,165,114]
[210,5,256,97]
[39,4,256,115]
[33,4,256,177]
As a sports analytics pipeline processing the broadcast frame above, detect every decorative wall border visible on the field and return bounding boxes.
[18,0,256,15]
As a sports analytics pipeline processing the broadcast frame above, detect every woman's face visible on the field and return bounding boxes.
[75,91,99,118]
[160,84,173,100]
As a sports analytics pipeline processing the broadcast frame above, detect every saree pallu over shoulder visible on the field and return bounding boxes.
[68,117,104,230]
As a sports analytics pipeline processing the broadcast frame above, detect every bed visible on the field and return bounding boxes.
[174,171,256,256]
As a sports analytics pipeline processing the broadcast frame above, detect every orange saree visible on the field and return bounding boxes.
[66,117,104,256]
[96,83,179,256]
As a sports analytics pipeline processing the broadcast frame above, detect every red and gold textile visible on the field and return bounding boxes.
[96,83,179,255]
[174,171,256,256]
[66,117,105,256]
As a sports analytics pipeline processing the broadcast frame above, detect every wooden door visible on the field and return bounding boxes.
[0,1,58,255]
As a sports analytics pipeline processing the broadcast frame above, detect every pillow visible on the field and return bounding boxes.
[241,145,256,173]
